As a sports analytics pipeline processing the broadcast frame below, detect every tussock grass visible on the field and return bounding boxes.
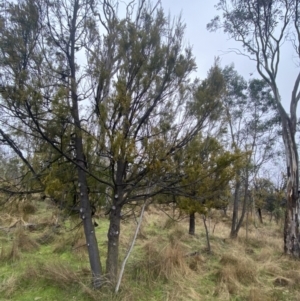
[27,260,81,288]
[0,274,20,298]
[131,239,190,283]
[0,260,99,301]
[36,227,57,245]
[0,227,39,262]
[53,225,84,253]
[219,253,257,286]
[0,213,14,227]
[247,287,273,301]
[3,202,300,300]
[168,224,186,243]
[163,217,177,229]
[14,227,40,252]
[21,202,37,215]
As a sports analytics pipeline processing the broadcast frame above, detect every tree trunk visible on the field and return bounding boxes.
[202,215,211,253]
[77,167,102,288]
[230,179,240,238]
[189,212,196,235]
[69,1,102,286]
[282,120,300,256]
[230,171,249,238]
[106,157,127,283]
[246,204,249,241]
[257,208,263,224]
[106,203,121,283]
[72,86,102,287]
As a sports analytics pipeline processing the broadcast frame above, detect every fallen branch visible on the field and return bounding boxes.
[184,251,200,257]
[115,200,147,294]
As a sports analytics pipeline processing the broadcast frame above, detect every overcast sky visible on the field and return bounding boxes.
[160,0,299,111]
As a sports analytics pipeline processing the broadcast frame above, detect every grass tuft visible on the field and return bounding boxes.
[1,227,39,262]
[0,274,20,297]
[216,252,257,296]
[131,239,190,283]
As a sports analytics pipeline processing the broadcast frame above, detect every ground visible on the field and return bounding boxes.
[0,198,299,301]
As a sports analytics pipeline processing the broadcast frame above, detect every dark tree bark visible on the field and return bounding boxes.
[257,208,263,224]
[68,0,102,287]
[106,203,121,282]
[189,211,196,235]
[105,161,124,282]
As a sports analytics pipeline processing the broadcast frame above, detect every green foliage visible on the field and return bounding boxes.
[177,135,239,215]
[253,177,285,218]
[188,59,225,122]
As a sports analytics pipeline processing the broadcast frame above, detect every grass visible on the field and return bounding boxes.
[1,199,300,300]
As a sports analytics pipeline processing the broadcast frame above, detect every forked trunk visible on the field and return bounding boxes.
[189,212,196,235]
[230,171,249,238]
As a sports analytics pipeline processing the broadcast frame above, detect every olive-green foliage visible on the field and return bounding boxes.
[177,135,239,214]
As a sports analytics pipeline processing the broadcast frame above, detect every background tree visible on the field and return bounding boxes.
[221,65,278,238]
[176,135,237,237]
[208,0,300,254]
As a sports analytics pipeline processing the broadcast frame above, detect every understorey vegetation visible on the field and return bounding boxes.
[0,0,299,299]
[0,199,298,301]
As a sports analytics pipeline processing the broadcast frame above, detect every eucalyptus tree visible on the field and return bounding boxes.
[222,65,278,238]
[208,0,300,254]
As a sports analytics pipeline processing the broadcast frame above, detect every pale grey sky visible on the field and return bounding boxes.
[161,0,299,111]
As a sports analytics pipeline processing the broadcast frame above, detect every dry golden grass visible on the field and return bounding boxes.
[247,287,273,301]
[168,224,186,244]
[163,217,177,230]
[219,252,257,285]
[0,213,14,227]
[3,202,300,301]
[23,260,100,300]
[0,274,20,298]
[0,226,39,262]
[53,226,84,253]
[28,261,80,288]
[130,238,190,283]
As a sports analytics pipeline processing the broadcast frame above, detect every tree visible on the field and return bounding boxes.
[0,0,103,287]
[0,0,46,196]
[88,3,227,282]
[252,177,284,224]
[208,0,300,254]
[222,65,278,238]
[0,0,227,285]
[175,135,236,236]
